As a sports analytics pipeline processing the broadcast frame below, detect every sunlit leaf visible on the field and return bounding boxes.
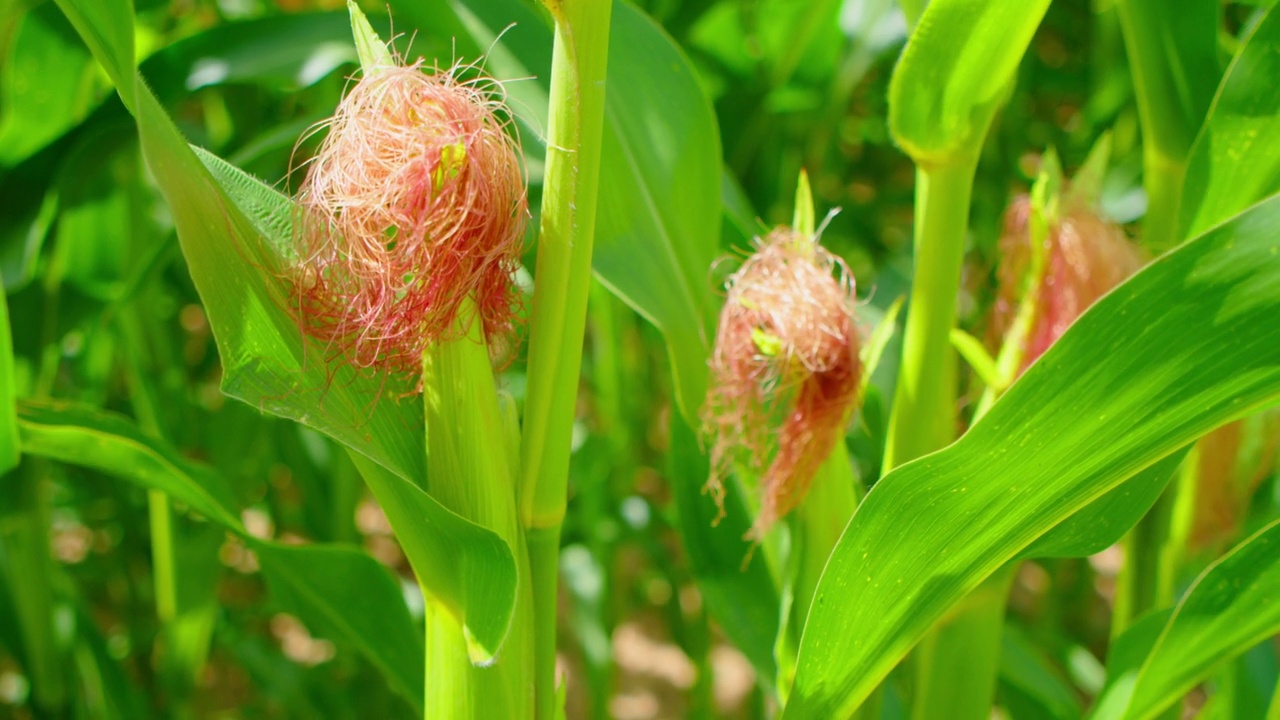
[784,195,1280,717]
[15,399,425,709]
[1181,7,1280,238]
[1093,518,1280,720]
[594,2,722,422]
[889,0,1051,164]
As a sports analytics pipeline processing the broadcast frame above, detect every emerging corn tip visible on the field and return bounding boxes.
[292,54,528,376]
[992,193,1145,371]
[702,227,862,540]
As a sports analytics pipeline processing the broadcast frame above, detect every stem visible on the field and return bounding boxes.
[909,566,1016,720]
[526,525,561,720]
[777,445,860,699]
[148,490,177,621]
[422,296,530,718]
[884,158,977,470]
[519,2,612,718]
[0,460,67,711]
[885,156,1005,719]
[1139,151,1188,252]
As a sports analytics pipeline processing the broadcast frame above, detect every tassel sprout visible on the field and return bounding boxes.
[702,227,862,539]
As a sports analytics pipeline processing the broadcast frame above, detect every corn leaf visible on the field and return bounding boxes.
[594,2,722,423]
[889,0,1051,164]
[15,399,424,710]
[783,194,1280,717]
[0,291,16,475]
[52,0,519,665]
[1182,7,1280,238]
[1092,518,1280,720]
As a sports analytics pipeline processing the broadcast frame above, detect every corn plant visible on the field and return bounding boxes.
[2,0,1279,718]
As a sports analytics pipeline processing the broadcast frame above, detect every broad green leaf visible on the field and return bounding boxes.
[1181,7,1280,238]
[253,541,423,707]
[52,3,519,663]
[16,399,241,527]
[345,451,517,664]
[50,0,134,109]
[783,195,1280,718]
[668,409,779,681]
[15,399,425,709]
[0,4,101,166]
[1022,449,1187,559]
[0,289,16,475]
[1094,518,1280,720]
[1114,0,1219,165]
[889,0,1051,164]
[594,2,722,422]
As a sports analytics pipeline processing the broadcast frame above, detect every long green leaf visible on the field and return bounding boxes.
[889,0,1051,164]
[593,1,722,423]
[1094,518,1280,720]
[783,194,1280,717]
[1022,449,1187,559]
[1181,7,1280,238]
[51,0,520,664]
[15,399,425,709]
[395,0,723,425]
[194,147,517,663]
[0,289,16,475]
[50,0,134,109]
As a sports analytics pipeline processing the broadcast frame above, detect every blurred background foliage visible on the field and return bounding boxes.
[0,0,1276,718]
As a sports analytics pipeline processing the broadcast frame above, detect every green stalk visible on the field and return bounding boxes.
[885,156,1014,720]
[519,2,612,718]
[777,445,860,698]
[883,158,977,470]
[0,460,66,712]
[909,565,1017,719]
[422,296,531,718]
[118,310,179,623]
[1113,0,1209,252]
[1111,0,1208,635]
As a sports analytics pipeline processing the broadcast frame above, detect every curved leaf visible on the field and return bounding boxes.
[49,0,134,108]
[0,291,16,475]
[17,399,241,527]
[783,195,1280,718]
[15,399,424,709]
[1022,448,1187,559]
[593,2,722,422]
[50,4,520,665]
[1094,518,1280,720]
[1181,7,1280,238]
[889,0,1051,163]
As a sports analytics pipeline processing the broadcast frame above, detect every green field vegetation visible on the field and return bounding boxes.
[1,0,1279,718]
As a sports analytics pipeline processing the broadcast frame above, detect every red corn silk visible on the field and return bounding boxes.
[292,61,527,376]
[702,228,861,540]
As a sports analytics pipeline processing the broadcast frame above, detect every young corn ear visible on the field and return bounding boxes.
[702,227,861,539]
[292,57,527,375]
[992,193,1145,372]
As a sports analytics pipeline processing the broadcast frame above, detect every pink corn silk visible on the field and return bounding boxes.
[293,62,527,375]
[993,195,1145,373]
[702,228,861,539]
